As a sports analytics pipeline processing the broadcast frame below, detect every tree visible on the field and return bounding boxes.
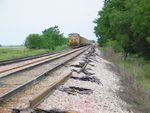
[94,0,150,59]
[42,26,67,50]
[25,34,42,49]
[25,26,68,50]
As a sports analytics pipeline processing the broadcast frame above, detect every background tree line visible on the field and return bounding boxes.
[94,0,150,59]
[25,26,68,50]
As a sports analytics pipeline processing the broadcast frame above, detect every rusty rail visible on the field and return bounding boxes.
[29,72,72,108]
[0,47,89,102]
[0,49,70,66]
[0,47,87,79]
[0,47,84,74]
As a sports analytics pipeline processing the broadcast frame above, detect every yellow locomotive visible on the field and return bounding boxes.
[68,33,91,48]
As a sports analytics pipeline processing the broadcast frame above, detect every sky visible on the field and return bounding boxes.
[0,0,104,45]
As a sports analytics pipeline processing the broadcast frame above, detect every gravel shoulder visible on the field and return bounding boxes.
[37,47,133,113]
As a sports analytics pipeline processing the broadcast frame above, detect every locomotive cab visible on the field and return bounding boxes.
[68,33,80,48]
[68,33,91,48]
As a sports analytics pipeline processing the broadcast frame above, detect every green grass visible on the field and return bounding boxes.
[52,45,69,52]
[99,47,150,92]
[99,47,150,112]
[140,79,150,91]
[99,47,104,52]
[0,45,69,61]
[119,57,150,91]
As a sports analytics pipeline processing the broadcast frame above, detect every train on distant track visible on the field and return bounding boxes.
[68,33,92,48]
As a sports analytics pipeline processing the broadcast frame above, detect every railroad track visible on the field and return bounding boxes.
[11,72,75,113]
[10,47,93,113]
[0,46,89,111]
[0,47,84,79]
[29,47,92,108]
[29,61,89,108]
[0,48,70,66]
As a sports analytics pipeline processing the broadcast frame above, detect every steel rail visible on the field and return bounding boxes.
[0,49,70,66]
[11,107,77,113]
[0,47,85,79]
[30,47,93,108]
[0,47,89,102]
[29,72,72,108]
[0,47,83,74]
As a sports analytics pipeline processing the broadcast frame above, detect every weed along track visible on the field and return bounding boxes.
[0,46,90,113]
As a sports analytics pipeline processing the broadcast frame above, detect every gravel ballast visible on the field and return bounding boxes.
[0,47,133,113]
[0,48,88,113]
[0,48,85,96]
[36,47,132,113]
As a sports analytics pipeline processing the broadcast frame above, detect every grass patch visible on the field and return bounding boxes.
[0,45,69,61]
[99,47,104,52]
[101,46,150,91]
[140,79,150,91]
[119,59,150,91]
[52,45,69,52]
[99,46,150,113]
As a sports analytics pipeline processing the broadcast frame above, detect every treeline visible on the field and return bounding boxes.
[94,0,150,59]
[25,26,68,50]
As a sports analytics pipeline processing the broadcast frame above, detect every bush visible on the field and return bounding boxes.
[25,34,42,49]
[25,26,68,50]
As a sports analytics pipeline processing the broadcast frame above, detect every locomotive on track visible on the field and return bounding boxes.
[68,33,91,48]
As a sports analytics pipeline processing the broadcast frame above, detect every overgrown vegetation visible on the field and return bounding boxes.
[94,0,150,59]
[95,0,150,112]
[25,26,68,50]
[95,0,150,92]
[102,47,150,89]
[0,26,69,61]
[0,45,68,61]
[101,47,150,113]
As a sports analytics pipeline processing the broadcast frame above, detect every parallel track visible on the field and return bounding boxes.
[0,47,84,79]
[29,48,90,108]
[0,47,89,103]
[10,46,93,113]
[29,72,72,108]
[0,49,70,66]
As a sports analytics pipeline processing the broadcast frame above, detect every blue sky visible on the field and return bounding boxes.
[0,0,104,45]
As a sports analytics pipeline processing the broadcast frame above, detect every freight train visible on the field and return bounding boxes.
[68,33,91,48]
